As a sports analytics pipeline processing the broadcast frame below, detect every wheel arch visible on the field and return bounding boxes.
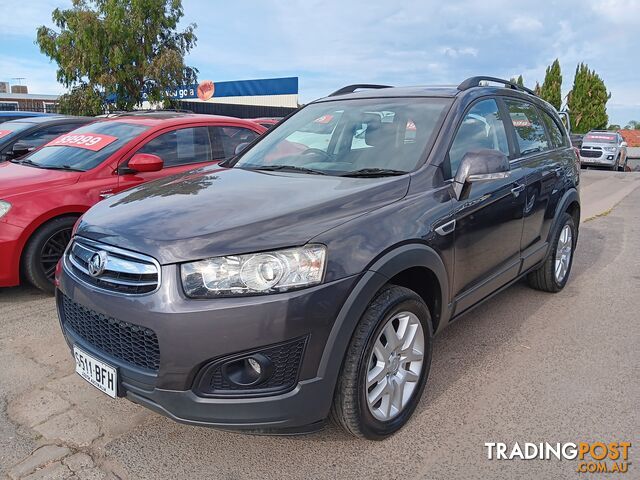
[316,243,450,397]
[548,188,580,244]
[16,208,87,280]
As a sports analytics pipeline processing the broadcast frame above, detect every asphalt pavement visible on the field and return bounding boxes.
[1,170,639,480]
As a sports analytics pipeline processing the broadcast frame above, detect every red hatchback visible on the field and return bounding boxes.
[0,113,265,292]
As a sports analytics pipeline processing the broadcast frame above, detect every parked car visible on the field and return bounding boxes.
[0,113,265,292]
[0,115,93,163]
[0,111,57,123]
[579,130,628,170]
[249,117,282,129]
[55,77,580,440]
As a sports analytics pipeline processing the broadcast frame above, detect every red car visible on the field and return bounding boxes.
[249,117,282,129]
[0,113,265,292]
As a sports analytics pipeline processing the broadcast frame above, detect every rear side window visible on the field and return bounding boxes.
[138,127,212,167]
[539,110,565,148]
[505,100,549,156]
[210,126,259,159]
[448,99,510,176]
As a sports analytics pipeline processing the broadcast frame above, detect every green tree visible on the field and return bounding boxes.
[57,84,104,116]
[540,58,562,110]
[37,0,198,114]
[510,75,525,87]
[534,81,541,96]
[567,63,610,134]
[607,124,621,131]
[625,120,640,130]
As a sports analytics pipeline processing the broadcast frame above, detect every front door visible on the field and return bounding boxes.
[447,98,527,314]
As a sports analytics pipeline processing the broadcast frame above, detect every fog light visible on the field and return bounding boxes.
[247,357,262,374]
[607,155,614,160]
[223,354,272,387]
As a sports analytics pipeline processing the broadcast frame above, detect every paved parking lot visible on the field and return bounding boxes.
[1,170,639,480]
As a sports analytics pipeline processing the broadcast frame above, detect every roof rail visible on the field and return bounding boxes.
[328,84,393,97]
[457,76,537,96]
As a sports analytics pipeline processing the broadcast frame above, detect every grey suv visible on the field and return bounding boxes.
[55,77,580,439]
[579,130,628,170]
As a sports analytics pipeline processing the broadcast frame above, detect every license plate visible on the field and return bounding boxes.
[73,346,117,398]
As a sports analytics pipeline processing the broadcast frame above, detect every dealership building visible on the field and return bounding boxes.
[0,76,299,118]
[149,76,299,118]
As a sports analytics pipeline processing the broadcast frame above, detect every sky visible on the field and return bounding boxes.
[0,0,638,126]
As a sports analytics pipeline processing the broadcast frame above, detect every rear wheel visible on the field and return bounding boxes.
[330,285,433,439]
[22,217,76,294]
[527,212,576,293]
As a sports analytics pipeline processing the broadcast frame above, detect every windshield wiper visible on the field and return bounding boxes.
[339,168,408,177]
[252,164,327,175]
[11,158,43,168]
[39,164,85,172]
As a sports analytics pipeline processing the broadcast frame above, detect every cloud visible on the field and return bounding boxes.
[507,16,543,33]
[440,47,479,58]
[0,0,638,124]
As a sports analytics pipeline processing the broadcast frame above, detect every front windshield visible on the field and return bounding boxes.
[0,121,34,142]
[21,121,149,171]
[233,98,452,175]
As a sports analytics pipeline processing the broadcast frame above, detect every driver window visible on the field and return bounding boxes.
[448,99,509,177]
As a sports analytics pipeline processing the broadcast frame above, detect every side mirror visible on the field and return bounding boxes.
[11,142,36,158]
[453,149,510,199]
[127,153,163,173]
[234,142,251,155]
[620,141,628,148]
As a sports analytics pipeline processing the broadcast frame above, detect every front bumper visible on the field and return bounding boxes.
[0,221,24,287]
[57,262,358,431]
[579,148,618,166]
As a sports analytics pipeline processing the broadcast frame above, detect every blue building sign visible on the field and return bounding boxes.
[148,76,299,101]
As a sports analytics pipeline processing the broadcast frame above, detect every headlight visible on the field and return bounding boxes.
[603,146,617,152]
[181,245,327,298]
[0,200,11,219]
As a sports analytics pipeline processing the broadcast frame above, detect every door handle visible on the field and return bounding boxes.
[435,219,456,236]
[511,184,525,197]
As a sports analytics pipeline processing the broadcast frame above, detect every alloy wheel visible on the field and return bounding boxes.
[365,311,425,421]
[40,228,71,281]
[554,224,573,283]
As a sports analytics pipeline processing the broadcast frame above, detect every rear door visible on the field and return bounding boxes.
[502,99,565,271]
[448,98,527,314]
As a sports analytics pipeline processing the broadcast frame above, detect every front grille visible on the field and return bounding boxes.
[61,294,160,371]
[580,149,602,158]
[202,337,307,395]
[65,237,159,295]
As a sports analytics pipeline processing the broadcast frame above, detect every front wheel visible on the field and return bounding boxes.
[330,285,433,439]
[22,217,77,294]
[527,212,576,292]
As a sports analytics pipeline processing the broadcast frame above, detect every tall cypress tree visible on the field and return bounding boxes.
[534,81,541,96]
[567,63,610,134]
[540,59,562,110]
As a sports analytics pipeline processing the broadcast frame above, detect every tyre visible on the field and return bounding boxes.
[330,285,433,440]
[527,212,576,293]
[22,216,76,294]
[618,158,627,172]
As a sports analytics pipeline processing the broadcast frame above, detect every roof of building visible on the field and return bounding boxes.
[0,92,60,101]
[620,129,640,147]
